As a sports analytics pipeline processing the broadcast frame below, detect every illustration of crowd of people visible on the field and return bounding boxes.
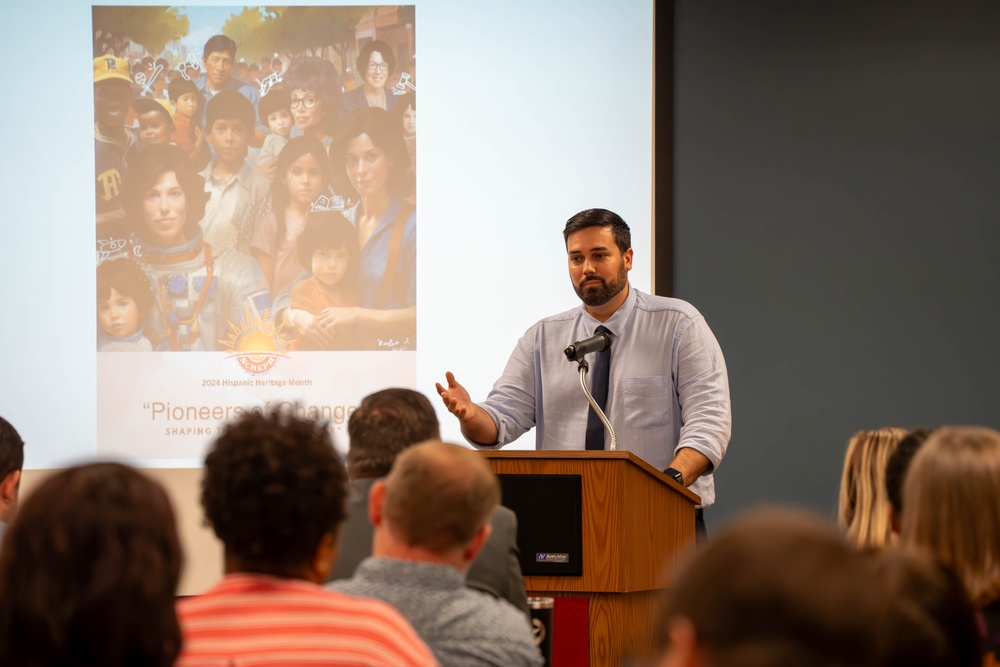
[95,20,417,353]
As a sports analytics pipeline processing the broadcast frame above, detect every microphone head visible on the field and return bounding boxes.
[564,331,611,362]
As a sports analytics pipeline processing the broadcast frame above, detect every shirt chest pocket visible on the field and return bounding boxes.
[621,376,672,430]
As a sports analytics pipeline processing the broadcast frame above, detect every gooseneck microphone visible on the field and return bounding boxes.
[564,329,617,451]
[564,331,611,361]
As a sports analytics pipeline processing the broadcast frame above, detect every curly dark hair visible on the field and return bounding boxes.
[201,408,348,575]
[347,388,440,478]
[0,463,182,667]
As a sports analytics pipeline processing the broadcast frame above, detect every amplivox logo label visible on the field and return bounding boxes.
[536,553,570,563]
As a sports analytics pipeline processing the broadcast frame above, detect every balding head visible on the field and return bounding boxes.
[379,441,500,555]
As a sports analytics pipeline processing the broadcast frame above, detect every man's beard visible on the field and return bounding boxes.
[575,264,628,307]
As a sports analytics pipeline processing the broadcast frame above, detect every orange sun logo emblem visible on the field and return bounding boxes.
[220,308,293,375]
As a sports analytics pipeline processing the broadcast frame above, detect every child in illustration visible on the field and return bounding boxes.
[395,91,416,173]
[254,87,293,181]
[133,97,175,149]
[96,257,154,351]
[199,90,270,253]
[167,77,209,169]
[250,136,331,297]
[284,210,360,350]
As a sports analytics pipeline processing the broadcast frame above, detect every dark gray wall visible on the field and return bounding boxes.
[673,0,1000,523]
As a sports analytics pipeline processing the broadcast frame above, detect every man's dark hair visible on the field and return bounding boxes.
[347,388,440,478]
[205,89,255,132]
[885,427,937,518]
[0,463,182,667]
[201,408,348,576]
[0,416,24,480]
[867,549,982,667]
[562,208,631,254]
[202,34,237,61]
[656,508,884,667]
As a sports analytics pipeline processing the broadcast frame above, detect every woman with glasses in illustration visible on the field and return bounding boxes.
[343,40,399,116]
[283,56,344,151]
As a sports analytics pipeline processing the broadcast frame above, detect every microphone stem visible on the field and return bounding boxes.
[577,362,617,451]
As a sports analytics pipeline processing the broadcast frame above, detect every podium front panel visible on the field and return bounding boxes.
[498,473,583,576]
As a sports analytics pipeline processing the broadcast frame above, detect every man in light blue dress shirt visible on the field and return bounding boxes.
[437,209,731,522]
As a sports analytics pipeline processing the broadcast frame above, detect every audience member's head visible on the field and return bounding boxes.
[371,441,500,569]
[0,463,182,667]
[884,426,936,534]
[347,388,440,478]
[0,417,24,525]
[837,427,906,549]
[901,426,1000,607]
[865,548,982,667]
[201,408,348,582]
[654,507,884,667]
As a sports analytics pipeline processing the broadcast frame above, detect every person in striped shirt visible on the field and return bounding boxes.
[176,408,438,667]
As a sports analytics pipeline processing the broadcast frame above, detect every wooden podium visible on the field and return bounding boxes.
[480,450,700,667]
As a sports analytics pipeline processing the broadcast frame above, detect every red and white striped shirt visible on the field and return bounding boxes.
[176,573,438,667]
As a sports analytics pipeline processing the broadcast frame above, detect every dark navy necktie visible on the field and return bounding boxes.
[585,326,612,450]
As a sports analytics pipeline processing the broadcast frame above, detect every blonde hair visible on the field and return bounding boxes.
[901,426,1000,607]
[838,428,906,549]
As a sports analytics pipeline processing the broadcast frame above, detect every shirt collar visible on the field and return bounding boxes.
[580,282,638,339]
[357,557,465,590]
[202,161,251,188]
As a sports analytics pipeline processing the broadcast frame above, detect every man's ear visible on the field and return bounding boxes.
[368,480,387,527]
[657,617,704,667]
[310,531,339,584]
[0,469,21,510]
[623,247,634,271]
[462,522,492,564]
[888,502,900,537]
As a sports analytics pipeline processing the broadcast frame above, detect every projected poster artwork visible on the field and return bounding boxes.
[93,6,417,460]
